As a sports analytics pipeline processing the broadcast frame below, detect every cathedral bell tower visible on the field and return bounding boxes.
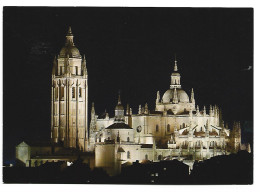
[51,27,88,151]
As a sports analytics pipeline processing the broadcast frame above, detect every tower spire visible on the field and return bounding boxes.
[174,54,178,72]
[118,91,121,105]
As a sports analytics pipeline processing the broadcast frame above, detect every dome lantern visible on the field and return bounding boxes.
[59,27,81,58]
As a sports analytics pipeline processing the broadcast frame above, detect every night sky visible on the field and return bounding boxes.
[3,7,253,163]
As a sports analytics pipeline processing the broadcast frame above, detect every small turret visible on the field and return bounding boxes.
[156,91,160,104]
[203,106,206,116]
[141,106,145,114]
[190,88,195,103]
[82,54,87,77]
[144,103,149,114]
[138,105,142,115]
[91,102,95,120]
[209,105,213,116]
[126,104,130,115]
[196,105,200,116]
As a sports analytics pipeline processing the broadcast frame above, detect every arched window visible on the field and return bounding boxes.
[158,155,162,161]
[127,137,130,142]
[60,87,64,100]
[167,124,170,132]
[75,66,78,75]
[145,154,148,160]
[183,123,185,128]
[127,151,130,159]
[156,125,159,132]
[79,87,82,98]
[72,87,75,98]
[108,137,110,140]
[99,137,101,142]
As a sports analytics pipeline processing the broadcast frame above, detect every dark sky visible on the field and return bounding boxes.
[3,7,253,162]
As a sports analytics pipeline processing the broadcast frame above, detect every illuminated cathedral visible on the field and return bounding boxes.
[16,28,246,176]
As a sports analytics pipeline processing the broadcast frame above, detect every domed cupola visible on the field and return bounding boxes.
[162,88,190,103]
[59,27,81,58]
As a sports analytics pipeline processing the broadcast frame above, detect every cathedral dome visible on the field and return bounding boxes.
[162,88,190,103]
[59,27,81,58]
[59,46,81,58]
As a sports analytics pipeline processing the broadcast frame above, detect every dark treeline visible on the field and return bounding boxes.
[3,151,252,184]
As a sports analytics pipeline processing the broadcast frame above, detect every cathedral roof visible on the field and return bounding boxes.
[59,27,81,58]
[106,123,132,129]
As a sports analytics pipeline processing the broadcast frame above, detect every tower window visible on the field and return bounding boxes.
[60,87,64,99]
[60,66,63,75]
[127,137,130,142]
[79,87,82,98]
[127,151,130,159]
[72,87,75,98]
[167,124,170,132]
[75,66,78,75]
[156,125,159,132]
[145,154,148,160]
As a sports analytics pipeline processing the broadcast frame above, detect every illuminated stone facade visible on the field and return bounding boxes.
[91,59,242,175]
[51,27,88,151]
[15,28,245,175]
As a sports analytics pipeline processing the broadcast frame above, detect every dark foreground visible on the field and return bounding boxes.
[3,151,253,184]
